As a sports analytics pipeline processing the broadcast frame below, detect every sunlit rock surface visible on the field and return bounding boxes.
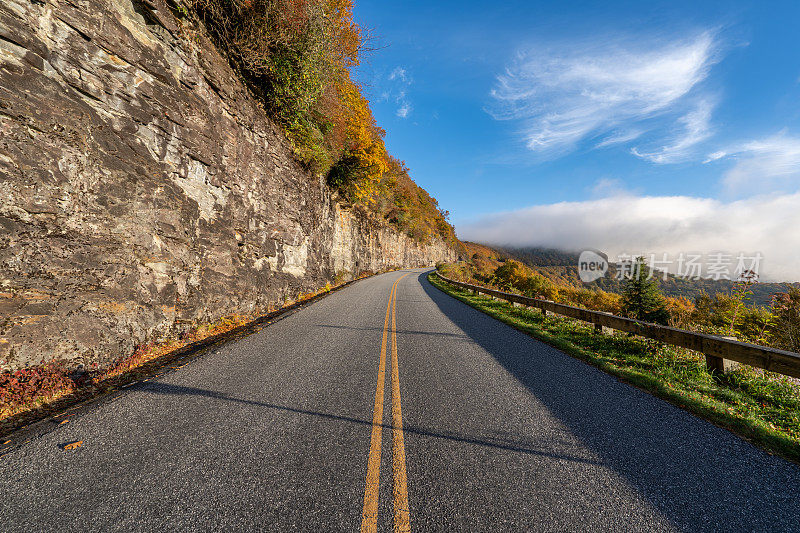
[0,0,457,369]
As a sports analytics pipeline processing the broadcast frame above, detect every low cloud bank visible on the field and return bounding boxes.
[458,192,800,282]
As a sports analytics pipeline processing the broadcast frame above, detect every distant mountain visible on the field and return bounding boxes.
[500,247,580,267]
[494,246,799,307]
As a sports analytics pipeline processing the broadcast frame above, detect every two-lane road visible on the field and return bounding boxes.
[2,270,800,531]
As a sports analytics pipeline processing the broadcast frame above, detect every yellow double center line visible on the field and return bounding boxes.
[361,272,411,533]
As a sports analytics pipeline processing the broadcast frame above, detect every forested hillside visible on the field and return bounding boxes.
[190,0,458,246]
[445,243,800,351]
[499,246,798,307]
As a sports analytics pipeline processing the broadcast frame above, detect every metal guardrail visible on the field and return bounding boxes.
[433,272,800,379]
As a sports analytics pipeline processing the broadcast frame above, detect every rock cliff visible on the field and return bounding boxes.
[0,0,457,370]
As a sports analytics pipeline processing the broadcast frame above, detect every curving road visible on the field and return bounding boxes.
[1,270,799,531]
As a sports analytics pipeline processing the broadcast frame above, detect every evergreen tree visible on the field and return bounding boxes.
[772,288,800,352]
[622,257,670,325]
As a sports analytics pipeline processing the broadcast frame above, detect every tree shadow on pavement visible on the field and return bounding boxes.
[137,381,601,467]
[418,271,800,532]
[313,323,474,341]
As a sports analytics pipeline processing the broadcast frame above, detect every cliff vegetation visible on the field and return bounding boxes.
[189,0,458,245]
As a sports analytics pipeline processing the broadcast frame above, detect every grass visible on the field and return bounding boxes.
[429,272,800,463]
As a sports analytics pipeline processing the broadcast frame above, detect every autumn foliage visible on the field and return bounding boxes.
[189,0,457,244]
[440,245,624,316]
[0,362,74,418]
[0,315,251,421]
[441,243,800,352]
[0,277,355,423]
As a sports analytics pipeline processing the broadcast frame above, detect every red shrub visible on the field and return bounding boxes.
[0,362,74,413]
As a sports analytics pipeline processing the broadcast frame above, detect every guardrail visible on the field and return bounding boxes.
[433,272,800,379]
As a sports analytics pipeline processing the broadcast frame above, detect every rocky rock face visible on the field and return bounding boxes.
[0,0,457,370]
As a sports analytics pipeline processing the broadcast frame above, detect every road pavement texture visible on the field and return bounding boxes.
[2,269,800,531]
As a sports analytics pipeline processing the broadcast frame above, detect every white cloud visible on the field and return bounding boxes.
[631,99,715,163]
[706,132,800,193]
[389,67,408,82]
[589,177,630,197]
[387,66,412,119]
[596,129,644,148]
[704,150,727,163]
[458,192,800,281]
[489,31,721,158]
[396,102,411,118]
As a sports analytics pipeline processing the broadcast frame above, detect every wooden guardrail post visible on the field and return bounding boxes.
[705,336,740,374]
[594,312,612,334]
[705,355,738,374]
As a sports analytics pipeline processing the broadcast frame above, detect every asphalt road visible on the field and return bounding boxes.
[2,269,800,532]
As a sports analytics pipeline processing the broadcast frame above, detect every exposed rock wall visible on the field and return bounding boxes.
[0,0,457,370]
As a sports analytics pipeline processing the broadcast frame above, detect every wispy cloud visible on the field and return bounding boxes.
[705,132,800,193]
[388,66,413,119]
[595,129,644,148]
[488,30,722,159]
[588,177,632,197]
[389,67,408,82]
[458,191,800,281]
[631,98,715,163]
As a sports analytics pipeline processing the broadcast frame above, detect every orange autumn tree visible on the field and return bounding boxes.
[325,0,362,68]
[191,0,458,244]
[326,77,389,202]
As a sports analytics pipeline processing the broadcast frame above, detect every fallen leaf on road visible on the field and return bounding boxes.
[3,440,10,445]
[62,441,83,450]
[59,419,69,425]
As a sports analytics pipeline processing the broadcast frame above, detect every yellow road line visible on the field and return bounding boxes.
[391,274,411,533]
[361,273,407,532]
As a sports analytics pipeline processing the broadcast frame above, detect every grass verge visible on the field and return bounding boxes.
[429,272,800,463]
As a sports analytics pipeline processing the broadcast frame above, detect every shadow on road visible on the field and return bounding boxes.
[137,381,601,467]
[418,271,800,532]
[313,323,473,341]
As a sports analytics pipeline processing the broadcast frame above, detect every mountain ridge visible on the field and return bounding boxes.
[474,244,799,307]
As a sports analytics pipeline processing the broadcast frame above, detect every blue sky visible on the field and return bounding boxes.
[353,0,800,280]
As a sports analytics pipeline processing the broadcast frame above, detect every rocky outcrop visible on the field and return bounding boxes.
[0,0,457,370]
